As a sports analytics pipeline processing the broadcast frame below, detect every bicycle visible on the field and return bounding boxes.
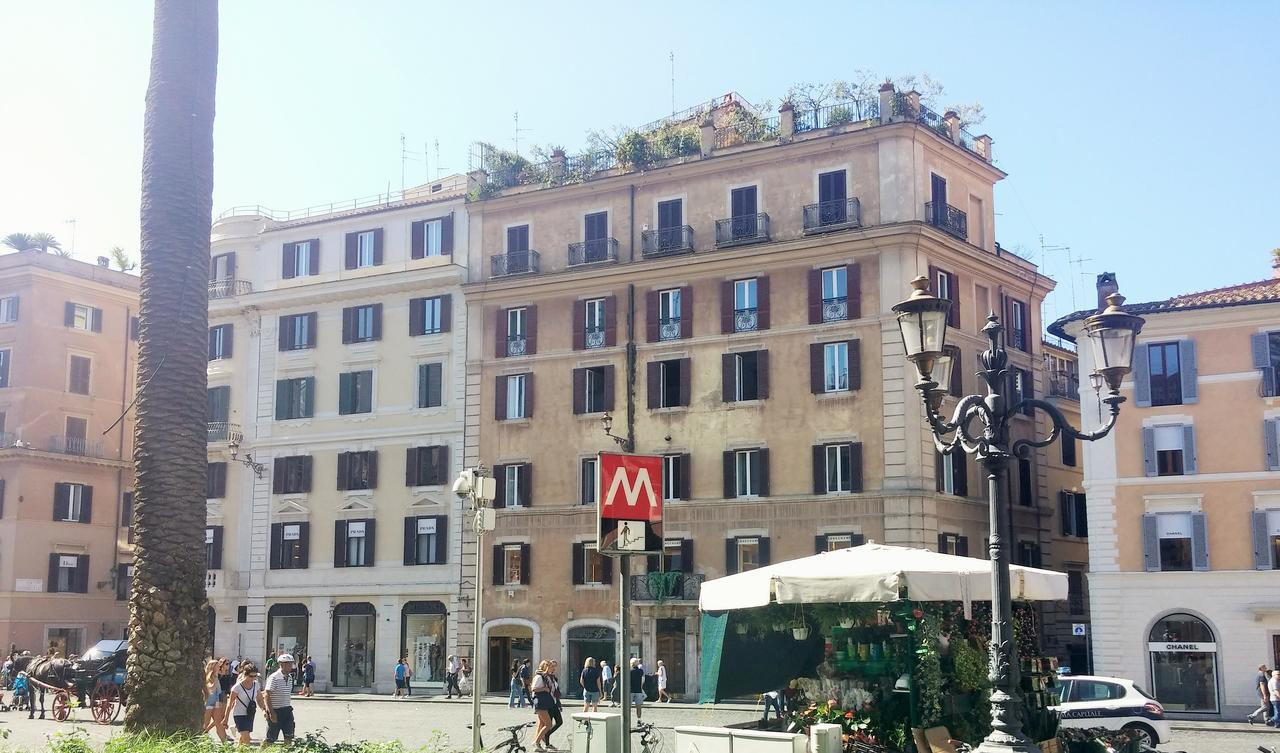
[469,721,536,753]
[632,722,665,753]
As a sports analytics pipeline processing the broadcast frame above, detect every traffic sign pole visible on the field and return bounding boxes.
[618,554,631,753]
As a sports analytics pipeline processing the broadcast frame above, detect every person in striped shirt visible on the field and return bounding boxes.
[262,653,296,745]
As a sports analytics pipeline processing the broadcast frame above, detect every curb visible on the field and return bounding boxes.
[1170,723,1276,735]
[295,695,757,711]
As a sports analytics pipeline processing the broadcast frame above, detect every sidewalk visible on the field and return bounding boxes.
[298,693,758,710]
[1170,719,1278,735]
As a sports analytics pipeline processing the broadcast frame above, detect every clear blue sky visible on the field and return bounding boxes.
[1,1,1276,324]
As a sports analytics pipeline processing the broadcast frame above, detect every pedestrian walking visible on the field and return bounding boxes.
[545,660,564,749]
[531,660,556,750]
[263,653,298,745]
[300,656,315,697]
[460,657,472,696]
[600,660,614,707]
[224,661,260,746]
[580,657,603,712]
[508,660,526,708]
[393,658,409,698]
[762,687,786,723]
[265,651,278,676]
[1249,663,1271,724]
[629,658,645,721]
[202,658,229,742]
[520,658,534,706]
[444,654,462,698]
[656,660,670,703]
[1269,668,1280,728]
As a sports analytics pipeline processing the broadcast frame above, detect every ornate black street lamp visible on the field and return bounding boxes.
[893,276,1143,753]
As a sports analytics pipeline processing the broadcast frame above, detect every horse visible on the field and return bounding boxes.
[12,654,75,719]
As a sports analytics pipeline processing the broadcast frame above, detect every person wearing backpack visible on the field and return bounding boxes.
[224,661,261,745]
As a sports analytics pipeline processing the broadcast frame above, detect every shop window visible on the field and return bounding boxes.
[332,603,376,688]
[401,601,447,687]
[1148,613,1218,713]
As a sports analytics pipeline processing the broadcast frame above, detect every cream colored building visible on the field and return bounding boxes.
[207,178,470,692]
[461,88,1077,699]
[1052,265,1280,718]
[0,252,138,655]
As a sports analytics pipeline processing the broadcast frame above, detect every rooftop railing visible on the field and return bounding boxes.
[208,279,252,300]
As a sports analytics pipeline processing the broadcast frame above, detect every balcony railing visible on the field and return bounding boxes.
[658,317,682,342]
[49,436,104,458]
[822,296,849,323]
[803,198,862,233]
[207,421,243,444]
[584,327,606,350]
[491,250,541,277]
[568,238,619,266]
[208,279,252,300]
[1048,371,1081,401]
[630,572,704,602]
[641,226,694,258]
[506,336,528,357]
[0,432,21,449]
[925,201,968,241]
[734,308,759,333]
[714,213,771,248]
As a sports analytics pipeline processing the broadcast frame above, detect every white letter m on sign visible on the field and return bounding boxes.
[604,468,658,512]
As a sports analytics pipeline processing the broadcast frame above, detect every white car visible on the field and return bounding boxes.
[1052,674,1173,747]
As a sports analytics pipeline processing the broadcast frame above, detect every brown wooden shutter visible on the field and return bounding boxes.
[405,448,420,486]
[404,517,417,565]
[434,446,449,484]
[411,221,425,259]
[645,290,660,342]
[269,524,283,569]
[807,269,822,324]
[525,305,538,355]
[344,233,357,269]
[812,445,826,494]
[75,555,90,593]
[725,539,738,575]
[927,265,939,294]
[496,309,509,358]
[572,300,585,350]
[334,521,349,567]
[604,296,617,347]
[721,353,734,403]
[492,545,503,585]
[519,543,531,584]
[441,214,454,254]
[948,272,961,328]
[679,286,693,338]
[210,526,223,569]
[372,229,384,265]
[678,454,692,500]
[336,453,350,490]
[678,358,691,406]
[525,373,535,418]
[366,451,379,489]
[341,307,354,343]
[849,339,862,390]
[300,456,313,492]
[757,276,771,330]
[572,369,586,415]
[810,343,825,394]
[850,442,863,492]
[492,465,506,509]
[646,362,660,409]
[308,242,319,274]
[409,298,425,336]
[847,263,861,319]
[363,518,377,566]
[282,244,295,279]
[439,295,452,332]
[722,451,735,499]
[305,313,317,347]
[757,350,770,399]
[495,375,508,420]
[602,366,615,412]
[64,302,75,327]
[371,303,383,340]
[572,543,585,585]
[756,449,770,496]
[720,280,734,334]
[519,464,532,507]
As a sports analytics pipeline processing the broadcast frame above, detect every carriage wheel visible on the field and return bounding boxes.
[51,691,71,722]
[92,682,120,724]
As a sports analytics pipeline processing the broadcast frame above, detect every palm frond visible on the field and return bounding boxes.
[2,233,35,251]
[29,232,62,252]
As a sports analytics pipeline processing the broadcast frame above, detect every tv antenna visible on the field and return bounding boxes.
[400,134,427,192]
[1039,234,1090,315]
[513,111,532,155]
[670,51,676,115]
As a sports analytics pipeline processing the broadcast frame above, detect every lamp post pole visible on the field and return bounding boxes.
[892,278,1143,753]
[455,466,495,753]
[600,412,634,753]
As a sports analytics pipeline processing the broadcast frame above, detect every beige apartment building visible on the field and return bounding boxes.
[461,87,1079,699]
[1052,264,1280,718]
[206,177,470,692]
[0,252,138,656]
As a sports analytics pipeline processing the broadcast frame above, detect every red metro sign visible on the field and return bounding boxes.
[597,452,664,554]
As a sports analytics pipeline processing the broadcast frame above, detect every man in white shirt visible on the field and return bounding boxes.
[262,653,296,745]
[445,654,462,698]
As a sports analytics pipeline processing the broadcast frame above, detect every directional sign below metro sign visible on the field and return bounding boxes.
[597,452,664,554]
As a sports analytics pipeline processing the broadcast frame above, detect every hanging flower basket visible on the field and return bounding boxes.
[838,618,855,629]
[792,626,810,640]
[735,623,749,636]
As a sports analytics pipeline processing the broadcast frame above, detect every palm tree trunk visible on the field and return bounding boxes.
[124,0,218,734]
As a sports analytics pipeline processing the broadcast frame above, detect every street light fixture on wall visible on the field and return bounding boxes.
[893,276,1142,753]
[600,412,633,452]
[453,466,496,753]
[227,436,266,478]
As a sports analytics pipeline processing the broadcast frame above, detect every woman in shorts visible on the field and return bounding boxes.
[580,657,602,712]
[202,658,228,742]
[225,661,261,745]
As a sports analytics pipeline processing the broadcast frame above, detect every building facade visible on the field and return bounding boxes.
[0,252,138,656]
[1052,265,1280,718]
[206,178,471,692]
[462,88,1074,699]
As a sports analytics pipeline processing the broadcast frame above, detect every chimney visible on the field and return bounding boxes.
[1096,272,1119,310]
[97,256,110,268]
[1272,249,1280,279]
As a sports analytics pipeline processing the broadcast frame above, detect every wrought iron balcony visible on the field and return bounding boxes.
[714,213,770,248]
[822,296,849,323]
[803,198,861,234]
[734,308,759,333]
[506,336,528,357]
[584,327,606,350]
[568,238,619,266]
[658,317,682,342]
[208,279,252,300]
[48,436,104,458]
[207,421,243,444]
[1048,371,1080,401]
[630,572,704,602]
[925,201,968,241]
[641,226,694,258]
[491,250,541,277]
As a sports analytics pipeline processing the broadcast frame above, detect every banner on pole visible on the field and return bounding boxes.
[597,452,664,554]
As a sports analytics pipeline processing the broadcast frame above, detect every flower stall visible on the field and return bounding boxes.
[697,544,1070,752]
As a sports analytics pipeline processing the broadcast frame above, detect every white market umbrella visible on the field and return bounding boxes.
[699,542,1067,613]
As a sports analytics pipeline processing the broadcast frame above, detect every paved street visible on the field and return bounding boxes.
[0,696,1271,752]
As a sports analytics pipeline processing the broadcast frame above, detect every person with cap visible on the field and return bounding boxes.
[262,652,297,745]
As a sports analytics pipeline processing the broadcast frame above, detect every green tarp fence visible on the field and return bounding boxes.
[698,611,824,703]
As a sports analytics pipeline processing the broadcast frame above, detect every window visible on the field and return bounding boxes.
[272,456,312,495]
[1257,510,1280,570]
[506,307,527,354]
[503,544,526,585]
[337,451,378,491]
[49,554,87,593]
[412,216,451,259]
[575,541,608,585]
[66,303,102,332]
[121,491,135,544]
[737,538,761,572]
[506,225,530,253]
[68,355,91,395]
[583,212,609,258]
[205,527,223,570]
[64,417,87,454]
[941,345,963,396]
[0,349,9,388]
[1061,436,1077,467]
[337,519,373,568]
[406,515,447,565]
[422,219,444,256]
[208,324,233,360]
[278,313,316,351]
[1018,457,1034,506]
[734,449,764,498]
[930,266,960,328]
[411,296,447,336]
[338,370,374,415]
[53,483,92,523]
[1153,513,1195,572]
[355,231,377,268]
[283,240,317,278]
[1147,613,1219,713]
[1016,541,1042,567]
[726,535,769,574]
[817,533,865,552]
[406,445,448,487]
[0,296,18,322]
[275,377,315,420]
[824,342,849,392]
[651,359,687,409]
[1148,342,1183,406]
[211,253,235,280]
[343,304,381,344]
[1253,332,1280,397]
[271,523,309,570]
[658,289,681,340]
[1010,367,1033,415]
[822,266,847,303]
[1146,424,1194,476]
[937,533,969,556]
[503,374,528,420]
[818,169,847,205]
[726,351,764,402]
[574,366,610,414]
[206,462,227,499]
[116,563,134,601]
[580,457,598,506]
[504,464,523,508]
[208,386,230,424]
[824,443,856,493]
[936,449,967,496]
[584,298,606,348]
[417,363,443,408]
[734,279,758,331]
[1009,299,1029,352]
[662,454,687,502]
[1067,568,1085,615]
[1061,492,1088,537]
[657,198,683,232]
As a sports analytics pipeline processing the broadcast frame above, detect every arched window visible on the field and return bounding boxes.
[1147,612,1218,713]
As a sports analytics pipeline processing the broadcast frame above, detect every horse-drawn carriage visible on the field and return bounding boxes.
[18,640,127,723]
